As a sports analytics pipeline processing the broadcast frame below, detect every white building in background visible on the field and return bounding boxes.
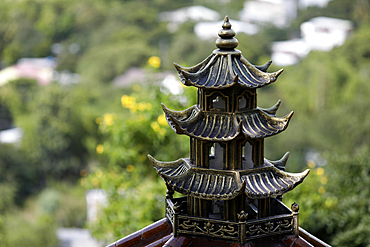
[159,6,220,32]
[271,39,310,66]
[0,57,80,87]
[194,19,259,40]
[299,0,331,9]
[301,17,353,51]
[239,0,297,28]
[0,57,55,86]
[271,17,353,66]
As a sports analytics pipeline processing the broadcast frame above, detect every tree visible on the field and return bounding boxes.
[82,81,196,242]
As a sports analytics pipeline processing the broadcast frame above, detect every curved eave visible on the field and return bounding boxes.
[149,156,310,200]
[174,51,283,89]
[237,110,294,139]
[162,104,293,141]
[240,166,310,199]
[161,103,200,134]
[148,155,191,177]
[162,103,240,141]
[148,155,244,200]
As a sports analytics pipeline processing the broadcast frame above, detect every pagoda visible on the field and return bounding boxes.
[148,16,309,245]
[108,17,332,247]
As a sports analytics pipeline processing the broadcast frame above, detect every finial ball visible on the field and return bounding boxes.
[292,202,300,212]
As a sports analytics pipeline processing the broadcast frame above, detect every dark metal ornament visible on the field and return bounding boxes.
[148,15,309,244]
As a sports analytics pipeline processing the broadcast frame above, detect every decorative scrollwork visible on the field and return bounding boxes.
[178,219,238,239]
[165,198,295,243]
[245,219,292,237]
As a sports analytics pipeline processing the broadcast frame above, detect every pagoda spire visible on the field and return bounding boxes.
[216,16,238,50]
[173,16,283,90]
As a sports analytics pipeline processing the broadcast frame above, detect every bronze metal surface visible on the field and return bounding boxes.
[165,197,297,244]
[147,15,311,245]
[149,156,309,200]
[174,53,283,89]
[162,104,293,141]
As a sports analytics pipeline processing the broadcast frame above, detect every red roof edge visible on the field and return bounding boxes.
[146,234,173,247]
[163,235,192,247]
[106,219,331,247]
[106,218,172,247]
[282,235,314,247]
[299,227,332,247]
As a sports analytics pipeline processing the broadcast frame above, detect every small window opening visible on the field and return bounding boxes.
[242,141,253,169]
[238,92,254,111]
[209,143,223,169]
[238,96,247,110]
[211,95,226,110]
[211,201,224,218]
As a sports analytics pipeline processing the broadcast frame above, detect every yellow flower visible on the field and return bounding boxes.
[148,56,161,68]
[307,160,316,168]
[318,186,325,194]
[96,144,104,154]
[158,114,167,126]
[91,178,99,187]
[151,122,160,132]
[95,117,102,124]
[103,113,114,126]
[137,102,147,111]
[320,176,328,184]
[126,164,134,172]
[316,167,324,176]
[121,95,136,108]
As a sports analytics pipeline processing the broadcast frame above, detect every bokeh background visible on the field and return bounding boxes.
[0,0,369,246]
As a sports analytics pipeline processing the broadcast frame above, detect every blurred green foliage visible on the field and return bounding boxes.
[0,182,86,247]
[0,213,58,247]
[0,0,370,246]
[82,83,196,242]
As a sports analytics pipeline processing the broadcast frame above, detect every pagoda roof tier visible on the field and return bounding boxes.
[162,104,293,141]
[174,50,283,89]
[148,155,309,200]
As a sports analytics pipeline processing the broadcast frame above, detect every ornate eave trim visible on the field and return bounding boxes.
[148,155,309,200]
[240,163,309,199]
[148,156,191,177]
[162,104,293,141]
[173,52,283,89]
[149,155,244,200]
